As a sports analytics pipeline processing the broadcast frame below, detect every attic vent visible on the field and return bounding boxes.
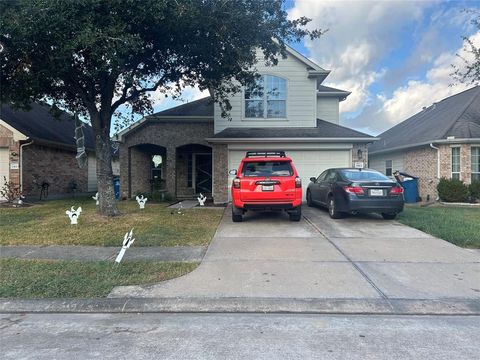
[422,107,427,111]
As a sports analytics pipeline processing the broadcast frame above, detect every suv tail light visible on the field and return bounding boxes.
[390,186,404,195]
[295,176,302,188]
[233,177,241,189]
[343,185,365,195]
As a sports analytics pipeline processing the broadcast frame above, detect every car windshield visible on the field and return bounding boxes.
[242,161,293,177]
[341,170,390,181]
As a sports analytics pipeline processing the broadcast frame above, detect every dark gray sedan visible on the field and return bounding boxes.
[306,168,405,219]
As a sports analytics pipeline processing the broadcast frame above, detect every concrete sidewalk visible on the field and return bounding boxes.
[0,245,206,262]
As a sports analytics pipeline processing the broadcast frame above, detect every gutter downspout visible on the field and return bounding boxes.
[430,143,440,201]
[20,139,34,192]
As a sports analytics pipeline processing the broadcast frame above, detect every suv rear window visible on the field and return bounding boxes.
[340,170,390,181]
[242,161,293,177]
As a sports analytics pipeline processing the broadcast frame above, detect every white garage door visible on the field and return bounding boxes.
[228,149,351,200]
[0,148,9,200]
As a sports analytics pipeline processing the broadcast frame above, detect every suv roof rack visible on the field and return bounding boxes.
[245,151,286,158]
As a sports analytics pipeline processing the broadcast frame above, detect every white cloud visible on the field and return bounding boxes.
[289,0,433,115]
[345,31,480,134]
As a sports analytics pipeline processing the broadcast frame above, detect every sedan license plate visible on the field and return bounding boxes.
[262,185,274,191]
[370,189,384,196]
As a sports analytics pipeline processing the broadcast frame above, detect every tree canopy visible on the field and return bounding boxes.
[0,0,321,215]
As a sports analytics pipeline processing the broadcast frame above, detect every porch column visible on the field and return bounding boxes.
[166,145,176,198]
[212,143,228,204]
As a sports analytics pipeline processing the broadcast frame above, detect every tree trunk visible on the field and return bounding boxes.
[92,114,120,217]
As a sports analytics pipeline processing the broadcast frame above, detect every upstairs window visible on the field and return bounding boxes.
[451,147,460,180]
[244,75,286,119]
[472,147,480,182]
[385,160,393,177]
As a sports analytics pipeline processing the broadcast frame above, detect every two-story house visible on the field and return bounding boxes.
[117,45,376,204]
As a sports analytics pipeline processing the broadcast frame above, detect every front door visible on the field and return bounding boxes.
[195,154,212,194]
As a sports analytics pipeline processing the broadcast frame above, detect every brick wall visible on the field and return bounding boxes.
[439,144,477,184]
[22,144,88,196]
[119,120,214,199]
[352,143,368,168]
[212,143,228,204]
[404,146,438,202]
[0,124,21,189]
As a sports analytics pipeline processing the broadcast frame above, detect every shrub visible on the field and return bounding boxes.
[437,178,470,202]
[469,180,480,201]
[0,176,23,203]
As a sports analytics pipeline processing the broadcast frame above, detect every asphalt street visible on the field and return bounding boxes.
[1,313,479,359]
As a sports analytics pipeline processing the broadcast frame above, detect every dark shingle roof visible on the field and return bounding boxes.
[212,119,373,139]
[151,97,213,117]
[369,86,480,153]
[0,102,95,150]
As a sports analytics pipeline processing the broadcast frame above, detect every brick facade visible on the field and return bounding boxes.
[22,144,89,197]
[0,124,21,188]
[212,143,228,204]
[119,120,214,199]
[404,146,438,202]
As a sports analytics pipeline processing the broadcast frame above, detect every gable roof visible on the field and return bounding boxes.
[369,86,480,154]
[0,102,95,151]
[208,119,375,143]
[150,97,214,117]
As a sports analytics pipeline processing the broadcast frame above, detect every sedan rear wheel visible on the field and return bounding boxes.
[328,197,342,219]
[381,213,397,220]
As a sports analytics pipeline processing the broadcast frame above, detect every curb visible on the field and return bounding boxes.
[1,297,479,315]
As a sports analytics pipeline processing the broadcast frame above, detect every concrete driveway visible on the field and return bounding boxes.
[110,205,480,304]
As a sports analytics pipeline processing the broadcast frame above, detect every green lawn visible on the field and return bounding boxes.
[398,205,480,248]
[0,198,224,246]
[0,259,198,298]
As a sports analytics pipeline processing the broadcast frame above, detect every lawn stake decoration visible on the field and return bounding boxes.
[92,192,99,205]
[66,206,82,225]
[136,195,147,209]
[170,202,185,215]
[197,193,207,206]
[115,228,135,264]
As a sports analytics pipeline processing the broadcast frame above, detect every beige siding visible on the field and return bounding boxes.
[87,155,97,192]
[0,148,9,200]
[316,97,339,124]
[214,50,317,133]
[369,152,404,176]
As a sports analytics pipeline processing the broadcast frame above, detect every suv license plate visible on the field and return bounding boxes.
[370,189,383,196]
[262,185,274,191]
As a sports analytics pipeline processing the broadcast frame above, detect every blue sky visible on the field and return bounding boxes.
[140,0,480,136]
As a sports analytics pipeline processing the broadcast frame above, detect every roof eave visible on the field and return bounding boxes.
[369,138,480,155]
[207,137,378,143]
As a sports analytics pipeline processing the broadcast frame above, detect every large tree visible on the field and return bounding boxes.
[452,9,480,86]
[0,0,320,215]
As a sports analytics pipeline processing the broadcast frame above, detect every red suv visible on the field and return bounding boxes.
[230,151,302,222]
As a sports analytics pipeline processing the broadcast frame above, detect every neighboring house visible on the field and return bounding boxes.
[116,46,376,204]
[369,86,480,202]
[0,103,99,199]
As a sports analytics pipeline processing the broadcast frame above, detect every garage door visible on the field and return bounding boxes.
[0,148,9,200]
[228,149,351,200]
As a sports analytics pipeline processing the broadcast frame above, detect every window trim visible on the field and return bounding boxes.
[451,146,461,180]
[385,160,393,177]
[243,74,288,120]
[471,146,480,182]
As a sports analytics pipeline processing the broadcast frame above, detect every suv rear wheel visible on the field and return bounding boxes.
[289,206,302,221]
[232,206,243,222]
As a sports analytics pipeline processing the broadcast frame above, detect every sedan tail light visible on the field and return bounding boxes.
[295,176,302,188]
[390,186,404,195]
[233,177,241,189]
[343,185,365,195]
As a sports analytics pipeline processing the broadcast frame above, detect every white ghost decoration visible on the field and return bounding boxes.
[136,195,148,209]
[115,228,135,264]
[66,206,82,225]
[197,193,207,206]
[92,192,99,205]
